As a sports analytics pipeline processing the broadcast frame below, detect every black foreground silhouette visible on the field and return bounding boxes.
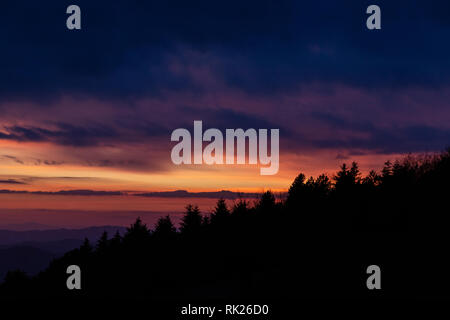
[1,150,450,300]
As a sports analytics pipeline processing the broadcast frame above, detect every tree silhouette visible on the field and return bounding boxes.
[153,215,177,239]
[80,238,93,255]
[180,204,202,235]
[110,230,122,248]
[96,231,109,253]
[334,162,361,191]
[210,199,230,225]
[255,191,276,215]
[123,217,150,244]
[2,149,450,300]
[202,215,210,227]
[286,173,306,208]
[310,174,331,195]
[232,198,249,217]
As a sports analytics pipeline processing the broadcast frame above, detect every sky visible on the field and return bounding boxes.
[0,1,449,227]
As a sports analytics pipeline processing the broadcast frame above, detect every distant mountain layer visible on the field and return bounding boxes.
[0,189,276,199]
[135,190,263,199]
[0,226,127,282]
[0,226,126,246]
[0,246,56,281]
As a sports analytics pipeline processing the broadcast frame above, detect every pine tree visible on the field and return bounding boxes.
[123,217,150,244]
[256,191,276,215]
[287,173,306,204]
[96,231,109,253]
[180,204,202,235]
[211,199,230,225]
[110,230,122,248]
[153,215,177,238]
[334,162,361,192]
[232,198,249,217]
[80,238,92,254]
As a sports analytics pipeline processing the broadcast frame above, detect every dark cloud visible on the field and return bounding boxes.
[0,176,101,184]
[1,156,64,166]
[310,112,450,153]
[0,124,112,146]
[1,155,24,164]
[0,0,449,161]
[42,160,65,166]
[0,189,123,196]
[0,179,26,185]
[335,154,350,160]
[1,1,450,102]
[0,122,167,146]
[84,159,145,168]
[48,190,124,196]
[0,107,286,147]
[175,107,288,133]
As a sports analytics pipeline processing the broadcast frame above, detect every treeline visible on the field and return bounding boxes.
[1,149,450,299]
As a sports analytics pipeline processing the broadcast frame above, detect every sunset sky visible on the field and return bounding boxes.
[0,1,449,228]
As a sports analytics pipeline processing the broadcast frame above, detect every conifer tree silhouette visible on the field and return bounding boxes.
[110,230,122,248]
[153,215,177,239]
[180,204,202,235]
[1,270,29,296]
[123,217,150,244]
[202,215,210,227]
[96,231,109,253]
[286,173,307,210]
[232,198,249,217]
[211,199,230,225]
[2,149,450,300]
[334,161,361,193]
[80,238,93,255]
[255,191,276,215]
